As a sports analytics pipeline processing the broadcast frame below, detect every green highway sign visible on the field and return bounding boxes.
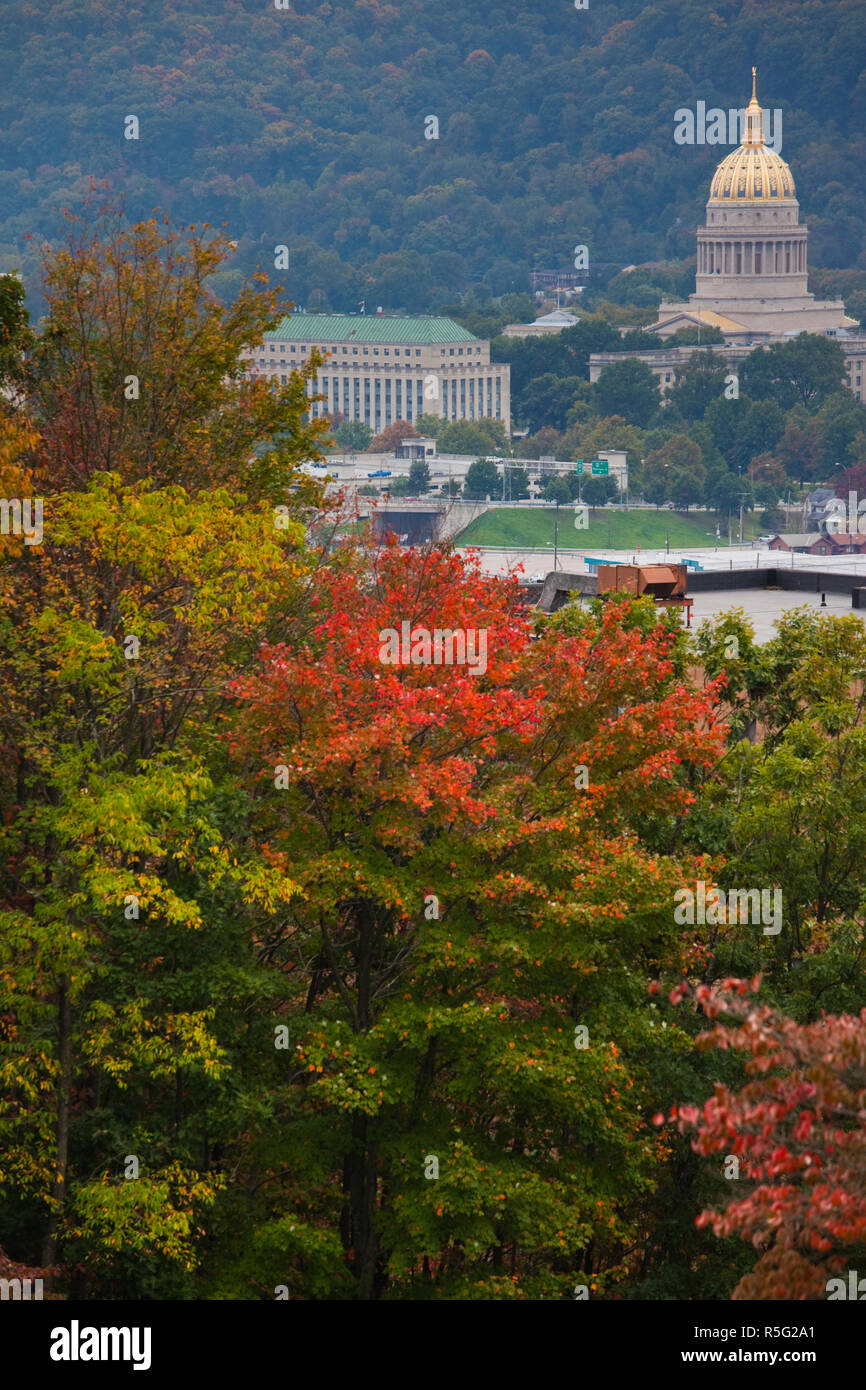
[574,460,583,474]
[591,459,608,475]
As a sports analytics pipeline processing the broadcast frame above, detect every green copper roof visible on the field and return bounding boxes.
[264,313,476,344]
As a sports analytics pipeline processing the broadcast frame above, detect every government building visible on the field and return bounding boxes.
[243,312,511,433]
[651,71,857,340]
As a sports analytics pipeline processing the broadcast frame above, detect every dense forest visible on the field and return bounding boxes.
[2,0,866,318]
[3,213,866,1304]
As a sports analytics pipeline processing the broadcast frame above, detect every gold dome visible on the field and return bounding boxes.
[708,69,795,203]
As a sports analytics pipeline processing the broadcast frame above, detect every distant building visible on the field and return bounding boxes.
[589,337,866,406]
[242,313,510,433]
[502,309,580,338]
[395,437,436,461]
[529,270,587,297]
[808,532,866,556]
[767,533,816,552]
[651,71,857,341]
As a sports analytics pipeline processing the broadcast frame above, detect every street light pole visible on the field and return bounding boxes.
[554,515,559,570]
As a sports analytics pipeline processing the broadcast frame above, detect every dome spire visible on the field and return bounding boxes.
[745,66,764,146]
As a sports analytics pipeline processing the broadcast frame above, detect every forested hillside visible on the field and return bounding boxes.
[2,0,866,315]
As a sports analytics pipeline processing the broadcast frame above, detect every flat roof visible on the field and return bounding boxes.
[264,313,477,344]
[688,586,854,643]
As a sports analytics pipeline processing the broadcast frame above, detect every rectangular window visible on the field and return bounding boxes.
[469,379,475,419]
[416,379,423,416]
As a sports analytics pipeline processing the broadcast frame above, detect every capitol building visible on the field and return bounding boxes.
[651,72,857,341]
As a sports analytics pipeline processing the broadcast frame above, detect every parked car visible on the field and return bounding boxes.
[530,572,546,584]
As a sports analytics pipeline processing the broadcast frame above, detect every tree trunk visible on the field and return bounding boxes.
[41,979,72,1279]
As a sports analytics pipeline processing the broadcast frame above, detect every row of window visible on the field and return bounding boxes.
[286,374,503,427]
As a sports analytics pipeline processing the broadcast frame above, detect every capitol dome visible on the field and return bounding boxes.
[709,70,795,202]
[649,69,858,342]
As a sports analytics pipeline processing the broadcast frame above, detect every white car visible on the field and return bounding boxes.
[530,572,546,584]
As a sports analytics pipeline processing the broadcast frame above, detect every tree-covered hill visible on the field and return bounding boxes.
[2,0,865,314]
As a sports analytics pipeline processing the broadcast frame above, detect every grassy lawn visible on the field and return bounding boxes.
[455,507,758,549]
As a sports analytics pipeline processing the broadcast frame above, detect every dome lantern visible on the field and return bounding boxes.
[708,70,795,203]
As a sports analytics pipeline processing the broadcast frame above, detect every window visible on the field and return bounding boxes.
[384,348,389,356]
[449,349,455,356]
[415,349,421,357]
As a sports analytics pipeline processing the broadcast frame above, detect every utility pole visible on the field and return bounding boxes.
[554,515,559,570]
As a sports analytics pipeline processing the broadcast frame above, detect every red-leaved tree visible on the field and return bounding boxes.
[657,978,866,1300]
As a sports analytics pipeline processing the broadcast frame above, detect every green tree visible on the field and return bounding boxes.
[335,420,374,451]
[0,211,321,1296]
[740,335,847,412]
[594,359,660,428]
[408,457,432,492]
[705,466,745,519]
[226,541,726,1299]
[414,413,444,439]
[543,475,572,506]
[463,456,501,498]
[641,434,703,508]
[439,418,509,456]
[732,400,786,474]
[504,462,532,500]
[514,374,587,433]
[667,351,729,422]
[581,475,618,505]
[0,272,31,387]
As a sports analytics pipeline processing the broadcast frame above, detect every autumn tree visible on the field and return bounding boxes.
[660,978,866,1300]
[0,208,324,1295]
[224,539,725,1299]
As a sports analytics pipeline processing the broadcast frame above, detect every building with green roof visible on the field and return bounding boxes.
[243,311,510,433]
